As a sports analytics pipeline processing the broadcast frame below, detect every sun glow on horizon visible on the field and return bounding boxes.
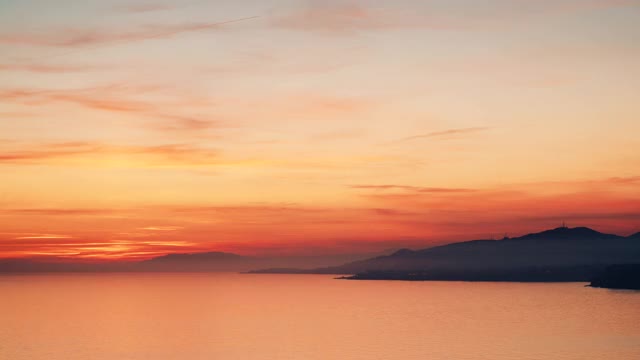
[1,0,639,261]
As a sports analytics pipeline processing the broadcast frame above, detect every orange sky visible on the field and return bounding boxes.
[1,0,639,260]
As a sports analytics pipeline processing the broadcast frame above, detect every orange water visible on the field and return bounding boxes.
[1,273,639,360]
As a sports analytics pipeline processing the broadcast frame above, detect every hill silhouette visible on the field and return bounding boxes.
[251,226,640,282]
[2,226,638,278]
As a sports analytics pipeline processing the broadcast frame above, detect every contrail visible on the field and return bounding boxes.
[14,16,261,64]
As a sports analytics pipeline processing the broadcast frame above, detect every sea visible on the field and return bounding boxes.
[1,273,639,360]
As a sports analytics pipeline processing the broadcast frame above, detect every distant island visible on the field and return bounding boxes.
[251,226,640,283]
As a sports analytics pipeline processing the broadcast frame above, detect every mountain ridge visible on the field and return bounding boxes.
[250,226,640,281]
[2,226,638,276]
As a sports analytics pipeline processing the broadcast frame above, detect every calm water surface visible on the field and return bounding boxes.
[1,274,639,360]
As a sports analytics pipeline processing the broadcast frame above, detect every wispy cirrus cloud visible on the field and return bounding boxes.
[1,85,373,133]
[13,234,73,240]
[153,114,225,132]
[350,184,476,193]
[0,141,220,167]
[139,226,184,231]
[603,176,640,184]
[0,86,154,112]
[0,142,102,163]
[5,208,116,217]
[0,237,197,260]
[524,211,640,222]
[0,63,108,73]
[0,85,222,132]
[398,127,490,142]
[0,16,259,47]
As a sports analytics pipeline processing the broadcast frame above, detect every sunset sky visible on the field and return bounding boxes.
[1,0,639,260]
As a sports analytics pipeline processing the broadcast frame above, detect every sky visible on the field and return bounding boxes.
[1,0,639,261]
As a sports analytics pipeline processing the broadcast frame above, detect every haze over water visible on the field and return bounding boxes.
[1,274,639,360]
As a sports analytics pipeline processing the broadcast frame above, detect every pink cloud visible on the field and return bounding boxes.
[0,16,259,47]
